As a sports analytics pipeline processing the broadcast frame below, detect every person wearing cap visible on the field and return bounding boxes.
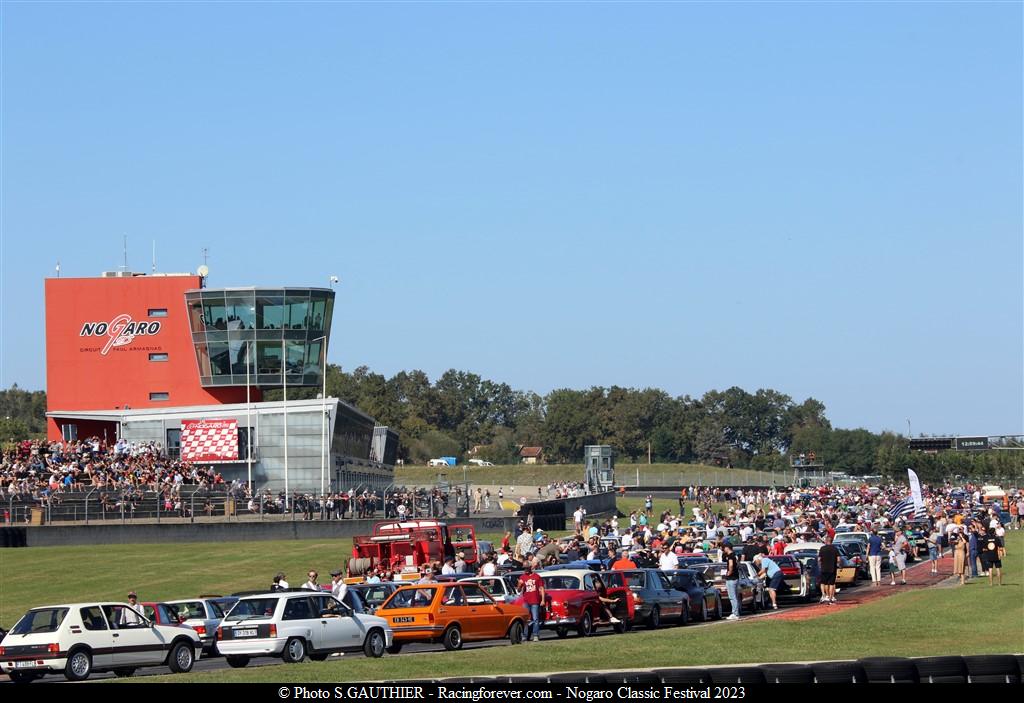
[330,569,347,600]
[120,592,144,626]
[453,552,467,572]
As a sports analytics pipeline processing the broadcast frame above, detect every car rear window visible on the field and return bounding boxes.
[384,588,438,609]
[225,598,278,621]
[12,608,69,635]
[542,576,581,590]
[174,601,205,619]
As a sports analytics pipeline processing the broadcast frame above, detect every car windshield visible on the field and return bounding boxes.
[383,588,437,609]
[542,575,581,590]
[11,608,69,635]
[225,598,278,621]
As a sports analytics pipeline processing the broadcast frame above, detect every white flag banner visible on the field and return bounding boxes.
[908,468,925,517]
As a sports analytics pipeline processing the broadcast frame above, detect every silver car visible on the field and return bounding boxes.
[166,598,229,655]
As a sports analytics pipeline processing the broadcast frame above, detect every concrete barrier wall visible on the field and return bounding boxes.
[24,516,519,548]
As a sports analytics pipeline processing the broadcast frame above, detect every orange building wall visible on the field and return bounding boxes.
[45,275,258,439]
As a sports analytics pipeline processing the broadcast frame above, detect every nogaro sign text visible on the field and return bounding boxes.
[79,314,162,355]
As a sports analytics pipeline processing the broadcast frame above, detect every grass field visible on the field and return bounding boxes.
[395,463,782,488]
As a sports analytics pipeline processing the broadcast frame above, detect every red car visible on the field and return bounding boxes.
[510,568,634,638]
[139,602,187,626]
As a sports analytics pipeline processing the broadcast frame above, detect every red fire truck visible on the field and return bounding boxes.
[348,519,480,577]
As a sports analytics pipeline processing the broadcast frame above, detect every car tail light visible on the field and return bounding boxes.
[193,625,207,636]
[0,647,6,656]
[216,627,223,640]
[48,643,60,654]
[269,624,277,638]
[633,596,644,604]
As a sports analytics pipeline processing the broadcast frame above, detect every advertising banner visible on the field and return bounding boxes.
[908,468,925,517]
[180,419,239,463]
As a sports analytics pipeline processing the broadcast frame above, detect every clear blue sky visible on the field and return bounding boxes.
[1,1,1021,437]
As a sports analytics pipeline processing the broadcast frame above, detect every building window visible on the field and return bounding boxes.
[148,308,168,317]
[61,424,78,441]
[149,392,170,401]
[149,353,169,362]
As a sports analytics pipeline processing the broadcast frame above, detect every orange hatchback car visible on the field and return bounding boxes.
[379,582,529,652]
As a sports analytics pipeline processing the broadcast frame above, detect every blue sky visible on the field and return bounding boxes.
[1,1,1021,436]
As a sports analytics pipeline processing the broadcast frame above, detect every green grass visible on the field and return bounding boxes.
[395,463,782,488]
[136,532,1023,683]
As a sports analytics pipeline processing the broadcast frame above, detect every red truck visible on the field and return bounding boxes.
[348,519,480,577]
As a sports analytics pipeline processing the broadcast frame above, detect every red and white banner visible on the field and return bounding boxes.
[180,419,239,463]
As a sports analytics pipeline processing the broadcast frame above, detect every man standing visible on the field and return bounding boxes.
[893,528,910,585]
[867,528,883,586]
[120,592,145,626]
[753,554,782,610]
[517,562,546,642]
[453,552,467,573]
[968,524,980,578]
[818,536,840,604]
[329,570,347,602]
[658,544,679,571]
[723,543,741,620]
[573,506,585,534]
[302,570,320,591]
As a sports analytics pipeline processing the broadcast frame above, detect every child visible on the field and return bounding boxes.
[888,547,899,586]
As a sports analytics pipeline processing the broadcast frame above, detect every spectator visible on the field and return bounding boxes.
[516,562,545,643]
[817,536,840,604]
[723,543,741,620]
[753,554,782,610]
[867,528,883,586]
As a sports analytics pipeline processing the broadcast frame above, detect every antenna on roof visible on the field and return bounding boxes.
[152,240,157,274]
[121,234,129,272]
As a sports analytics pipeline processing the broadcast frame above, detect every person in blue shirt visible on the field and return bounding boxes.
[968,526,980,578]
[867,529,884,585]
[754,554,783,610]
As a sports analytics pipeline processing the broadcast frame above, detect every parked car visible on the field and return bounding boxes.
[459,575,519,603]
[665,569,722,621]
[347,583,400,614]
[607,569,689,629]
[166,598,229,655]
[0,602,201,683]
[216,591,391,666]
[428,459,449,467]
[510,568,634,638]
[785,545,860,587]
[690,563,759,613]
[139,602,186,627]
[467,459,494,466]
[379,582,528,652]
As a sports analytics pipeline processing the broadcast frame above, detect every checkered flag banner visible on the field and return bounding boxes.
[180,419,239,463]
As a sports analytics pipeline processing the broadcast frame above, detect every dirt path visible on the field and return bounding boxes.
[770,553,955,622]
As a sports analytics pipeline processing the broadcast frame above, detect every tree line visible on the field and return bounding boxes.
[3,373,1020,485]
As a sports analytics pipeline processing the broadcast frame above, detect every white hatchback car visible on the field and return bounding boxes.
[0,602,202,683]
[216,591,392,667]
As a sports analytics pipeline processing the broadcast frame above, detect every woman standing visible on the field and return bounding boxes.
[952,532,968,585]
[927,528,940,574]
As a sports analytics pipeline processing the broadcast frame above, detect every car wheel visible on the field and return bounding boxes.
[578,610,593,637]
[364,629,386,658]
[679,602,690,626]
[386,643,403,655]
[647,607,661,630]
[310,653,330,662]
[226,655,250,668]
[8,672,39,684]
[442,625,463,651]
[508,620,524,644]
[169,642,195,673]
[64,648,92,681]
[555,626,569,639]
[700,599,710,622]
[113,668,137,678]
[283,637,307,663]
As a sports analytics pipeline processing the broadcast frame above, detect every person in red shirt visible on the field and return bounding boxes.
[517,562,546,642]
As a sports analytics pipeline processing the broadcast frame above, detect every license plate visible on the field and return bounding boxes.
[234,628,258,637]
[16,661,39,668]
[393,616,415,624]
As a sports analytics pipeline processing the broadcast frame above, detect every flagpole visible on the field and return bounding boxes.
[283,337,288,514]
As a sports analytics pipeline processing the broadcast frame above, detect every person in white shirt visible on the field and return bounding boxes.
[441,559,456,575]
[301,571,320,591]
[573,507,585,531]
[330,570,347,601]
[658,546,679,571]
[120,592,145,626]
[273,572,290,590]
[480,556,497,576]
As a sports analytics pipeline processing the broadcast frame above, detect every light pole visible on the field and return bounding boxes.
[906,419,912,438]
[311,335,329,502]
